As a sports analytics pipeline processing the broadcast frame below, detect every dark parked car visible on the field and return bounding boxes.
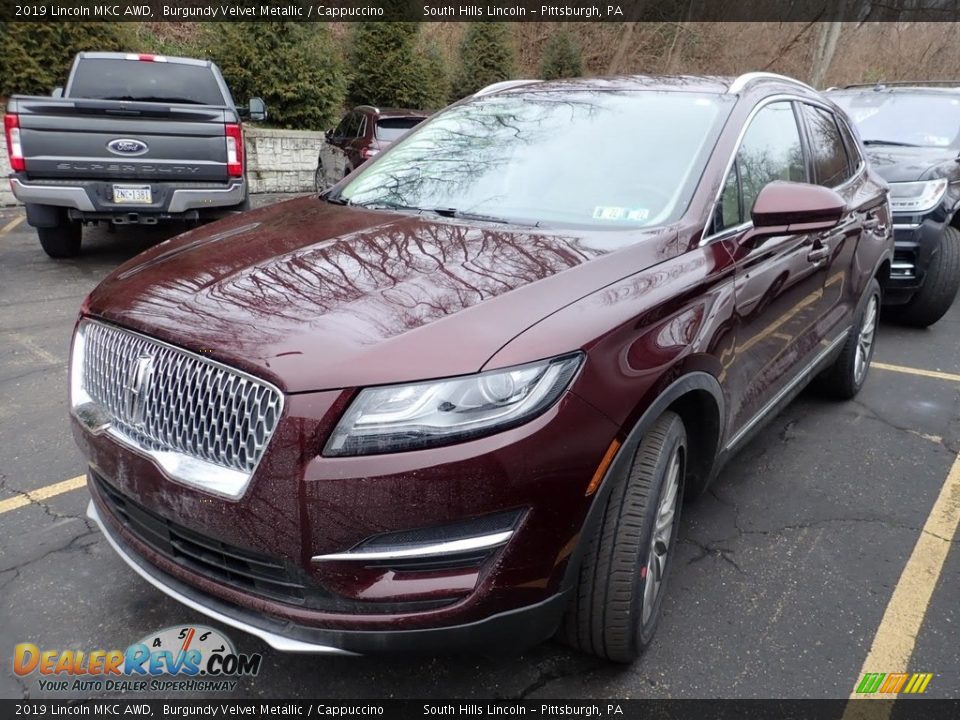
[315,105,427,192]
[5,52,266,258]
[74,73,892,661]
[829,83,960,326]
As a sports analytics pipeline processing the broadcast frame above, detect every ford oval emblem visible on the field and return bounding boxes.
[107,138,149,156]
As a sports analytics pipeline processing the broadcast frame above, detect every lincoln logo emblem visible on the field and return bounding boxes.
[124,354,154,427]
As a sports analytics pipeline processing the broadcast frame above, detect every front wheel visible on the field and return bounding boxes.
[887,225,960,328]
[558,411,686,662]
[816,278,881,400]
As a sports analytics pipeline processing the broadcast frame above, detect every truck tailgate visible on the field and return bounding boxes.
[12,97,232,183]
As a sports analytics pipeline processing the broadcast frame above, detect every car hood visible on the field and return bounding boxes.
[863,145,960,183]
[86,197,677,392]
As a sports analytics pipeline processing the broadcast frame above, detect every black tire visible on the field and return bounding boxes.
[816,278,881,400]
[558,411,686,662]
[888,225,960,327]
[37,221,82,258]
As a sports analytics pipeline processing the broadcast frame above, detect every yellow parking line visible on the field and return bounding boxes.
[0,475,87,515]
[0,215,24,236]
[845,453,960,713]
[872,361,960,384]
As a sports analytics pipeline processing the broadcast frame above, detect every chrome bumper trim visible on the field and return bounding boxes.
[167,181,246,212]
[87,500,355,655]
[10,178,245,214]
[312,530,514,563]
[10,178,96,211]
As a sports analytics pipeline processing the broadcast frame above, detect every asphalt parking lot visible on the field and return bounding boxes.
[1,196,957,700]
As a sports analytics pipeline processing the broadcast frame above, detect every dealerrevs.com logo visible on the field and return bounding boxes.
[13,625,262,693]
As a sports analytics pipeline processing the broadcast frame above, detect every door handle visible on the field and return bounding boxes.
[863,213,888,236]
[807,242,831,263]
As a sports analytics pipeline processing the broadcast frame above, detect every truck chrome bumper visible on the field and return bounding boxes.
[11,178,246,214]
[10,178,96,211]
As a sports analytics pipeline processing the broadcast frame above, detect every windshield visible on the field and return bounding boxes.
[832,91,960,148]
[68,59,227,106]
[376,117,425,142]
[337,90,733,229]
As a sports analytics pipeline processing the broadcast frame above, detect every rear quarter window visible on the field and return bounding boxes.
[801,104,853,188]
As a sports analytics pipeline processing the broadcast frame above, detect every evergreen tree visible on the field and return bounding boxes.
[415,38,451,111]
[206,23,347,130]
[451,23,517,100]
[539,29,584,80]
[1,23,130,97]
[349,23,420,108]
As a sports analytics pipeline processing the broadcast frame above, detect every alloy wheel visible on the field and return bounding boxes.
[854,295,878,385]
[641,446,682,625]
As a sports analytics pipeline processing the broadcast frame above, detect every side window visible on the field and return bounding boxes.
[711,102,804,234]
[333,114,351,138]
[802,104,852,187]
[738,102,806,217]
[345,112,362,138]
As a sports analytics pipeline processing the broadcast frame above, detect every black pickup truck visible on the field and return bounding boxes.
[5,52,265,258]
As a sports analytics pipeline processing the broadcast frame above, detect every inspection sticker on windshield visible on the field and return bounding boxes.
[593,206,649,221]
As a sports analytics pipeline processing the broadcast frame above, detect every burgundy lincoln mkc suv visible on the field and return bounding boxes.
[71,73,893,662]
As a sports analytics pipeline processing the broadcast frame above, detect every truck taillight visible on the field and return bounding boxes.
[225,123,243,177]
[4,114,24,172]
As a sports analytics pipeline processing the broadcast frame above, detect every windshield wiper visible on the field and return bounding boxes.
[423,207,539,227]
[344,201,540,227]
[862,139,921,147]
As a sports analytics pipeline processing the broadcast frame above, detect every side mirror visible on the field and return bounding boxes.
[325,129,335,141]
[248,97,267,122]
[751,181,845,236]
[52,87,63,98]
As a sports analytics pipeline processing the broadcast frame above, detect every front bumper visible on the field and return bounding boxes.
[11,176,246,219]
[886,213,950,303]
[75,387,618,652]
[87,499,568,655]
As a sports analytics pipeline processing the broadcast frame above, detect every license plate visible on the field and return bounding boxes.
[113,184,152,204]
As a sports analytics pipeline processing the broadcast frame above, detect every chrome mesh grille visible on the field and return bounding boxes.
[80,320,283,475]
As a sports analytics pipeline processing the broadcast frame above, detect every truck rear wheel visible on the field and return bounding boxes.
[889,226,960,327]
[37,220,82,259]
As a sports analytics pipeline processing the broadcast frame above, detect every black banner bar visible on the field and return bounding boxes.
[3,700,960,720]
[4,0,960,23]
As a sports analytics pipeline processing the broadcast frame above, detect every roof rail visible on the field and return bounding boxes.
[354,104,381,114]
[728,72,816,94]
[834,80,960,90]
[474,79,542,97]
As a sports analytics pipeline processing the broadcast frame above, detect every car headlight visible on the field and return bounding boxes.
[888,179,948,214]
[323,353,584,456]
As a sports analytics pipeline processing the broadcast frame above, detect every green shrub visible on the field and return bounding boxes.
[0,23,131,97]
[451,23,517,99]
[206,23,347,130]
[417,38,451,111]
[348,23,449,112]
[539,29,584,80]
